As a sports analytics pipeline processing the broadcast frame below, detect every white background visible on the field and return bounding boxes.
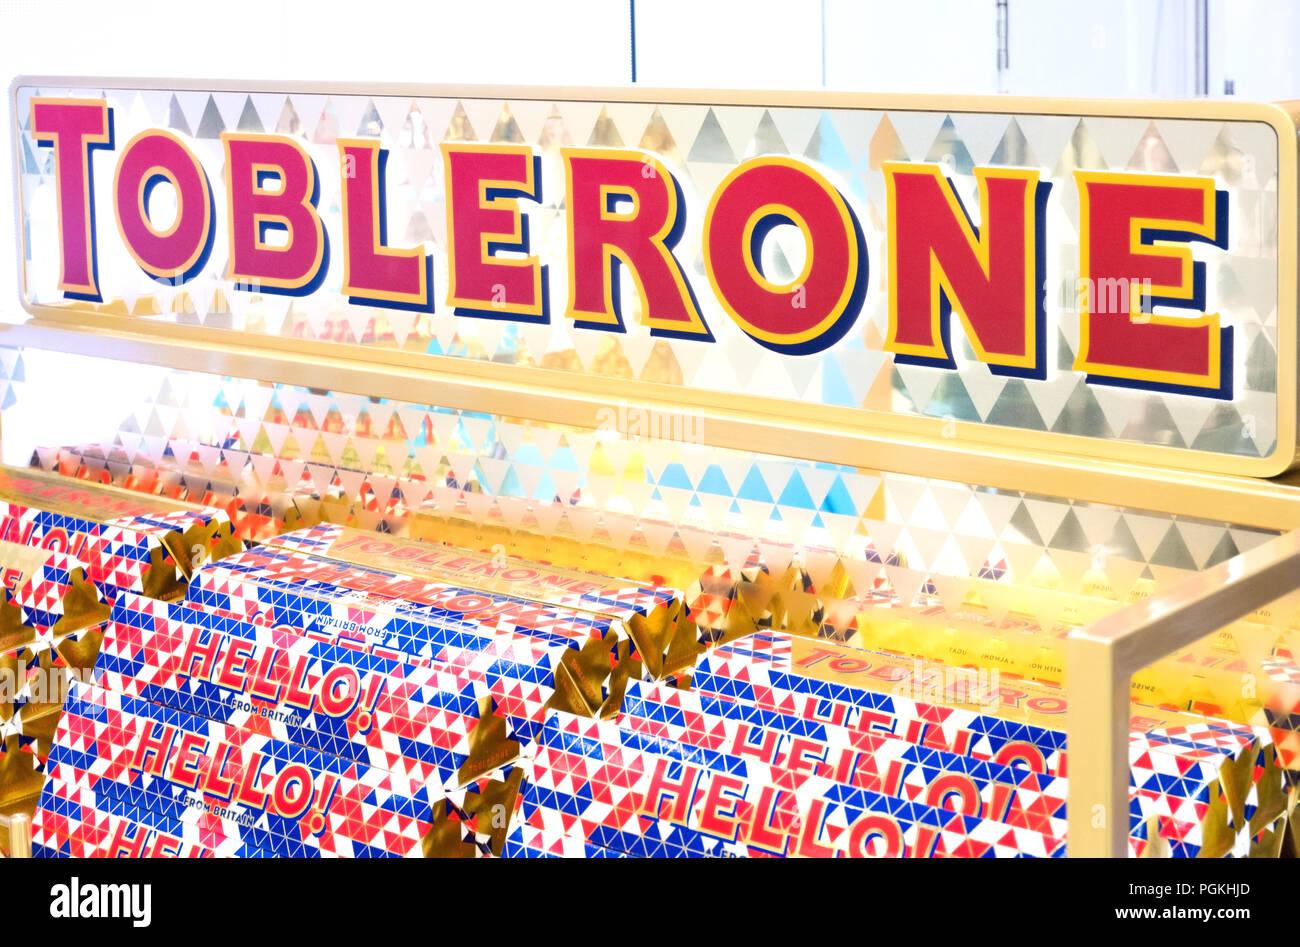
[0,0,1297,460]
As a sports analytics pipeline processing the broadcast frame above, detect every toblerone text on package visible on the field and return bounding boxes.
[0,465,241,600]
[261,524,701,678]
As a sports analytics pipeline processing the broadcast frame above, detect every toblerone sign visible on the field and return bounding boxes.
[11,81,1299,474]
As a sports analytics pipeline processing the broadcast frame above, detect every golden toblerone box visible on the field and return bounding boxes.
[406,507,720,607]
[838,588,1292,729]
[261,523,712,679]
[722,538,1298,729]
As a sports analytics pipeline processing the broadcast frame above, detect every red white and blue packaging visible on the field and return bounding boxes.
[107,589,596,749]
[692,633,1289,856]
[210,524,688,678]
[522,708,1070,858]
[44,679,445,857]
[98,590,541,789]
[0,466,241,603]
[183,552,631,717]
[32,777,224,858]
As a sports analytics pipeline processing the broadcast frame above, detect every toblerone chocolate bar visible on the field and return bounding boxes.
[0,465,242,601]
[43,747,509,858]
[100,590,537,790]
[532,708,1284,858]
[110,586,573,848]
[846,596,1288,725]
[615,679,1267,857]
[43,440,309,541]
[701,633,1280,784]
[1260,653,1300,770]
[526,709,1068,857]
[694,633,1291,857]
[618,678,1073,835]
[44,728,514,859]
[190,546,639,718]
[705,632,1271,761]
[260,524,704,679]
[43,758,325,857]
[47,679,466,857]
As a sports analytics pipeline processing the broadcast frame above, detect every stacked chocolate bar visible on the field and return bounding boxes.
[502,634,1291,857]
[0,467,239,857]
[24,518,1296,857]
[32,523,695,856]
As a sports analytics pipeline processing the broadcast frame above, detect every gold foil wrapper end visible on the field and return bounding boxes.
[460,767,525,857]
[421,800,478,859]
[453,697,523,789]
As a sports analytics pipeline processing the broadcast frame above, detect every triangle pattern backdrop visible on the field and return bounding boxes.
[15,355,1278,636]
